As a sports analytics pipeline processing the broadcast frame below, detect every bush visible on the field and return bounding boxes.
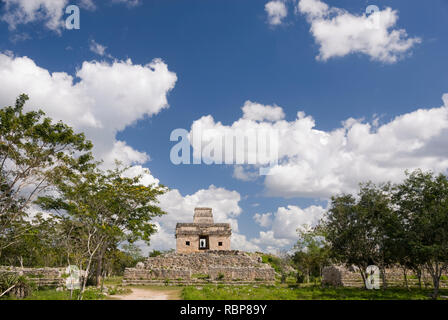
[0,274,33,299]
[73,287,105,300]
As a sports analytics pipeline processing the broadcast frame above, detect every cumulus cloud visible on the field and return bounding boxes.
[251,205,326,251]
[233,166,258,182]
[253,212,273,228]
[265,1,288,26]
[1,0,140,32]
[242,100,285,122]
[189,97,448,199]
[1,0,69,31]
[296,0,421,63]
[0,52,177,182]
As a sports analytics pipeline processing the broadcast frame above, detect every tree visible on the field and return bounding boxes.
[321,183,397,289]
[293,226,330,283]
[356,182,396,288]
[393,170,448,299]
[37,162,167,297]
[0,94,92,255]
[321,194,374,287]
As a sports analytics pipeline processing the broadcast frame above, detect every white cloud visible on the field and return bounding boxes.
[0,52,177,181]
[233,166,258,182]
[253,212,272,228]
[271,205,324,239]
[297,0,421,63]
[1,0,69,31]
[242,100,285,122]
[252,230,291,248]
[189,97,448,199]
[111,0,140,7]
[79,0,95,11]
[232,233,262,252]
[250,204,326,251]
[1,0,139,32]
[89,39,108,57]
[265,1,288,26]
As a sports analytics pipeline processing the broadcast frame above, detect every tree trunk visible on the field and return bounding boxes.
[403,267,409,290]
[359,268,367,289]
[416,269,422,289]
[95,244,108,287]
[432,275,440,300]
[380,266,387,289]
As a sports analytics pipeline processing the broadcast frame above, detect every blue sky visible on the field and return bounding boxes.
[1,0,448,253]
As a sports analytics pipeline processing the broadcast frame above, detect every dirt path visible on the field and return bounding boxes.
[112,287,182,300]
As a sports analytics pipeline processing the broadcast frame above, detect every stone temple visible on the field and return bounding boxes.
[176,208,231,253]
[122,207,276,285]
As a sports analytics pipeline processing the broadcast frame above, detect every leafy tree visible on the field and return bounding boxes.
[356,182,397,288]
[321,183,397,288]
[321,194,374,287]
[37,162,167,296]
[393,170,448,299]
[0,94,92,255]
[293,226,330,283]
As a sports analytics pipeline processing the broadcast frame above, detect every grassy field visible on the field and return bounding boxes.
[182,284,448,300]
[4,281,448,300]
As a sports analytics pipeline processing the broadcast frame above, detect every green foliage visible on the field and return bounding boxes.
[36,161,167,287]
[319,171,448,298]
[73,287,105,300]
[0,273,33,299]
[149,250,163,257]
[293,227,331,283]
[261,255,283,274]
[320,182,395,286]
[0,94,92,256]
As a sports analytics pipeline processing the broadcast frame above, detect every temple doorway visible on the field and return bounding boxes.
[199,236,209,250]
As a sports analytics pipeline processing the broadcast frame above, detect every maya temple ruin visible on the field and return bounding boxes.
[123,207,276,285]
[176,208,231,253]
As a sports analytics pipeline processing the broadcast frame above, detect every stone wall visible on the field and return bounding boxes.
[123,251,275,285]
[0,266,66,287]
[322,265,448,288]
[123,268,191,281]
[209,266,275,281]
[176,235,200,254]
[144,251,263,273]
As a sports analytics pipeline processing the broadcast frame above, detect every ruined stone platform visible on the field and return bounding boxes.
[123,251,275,285]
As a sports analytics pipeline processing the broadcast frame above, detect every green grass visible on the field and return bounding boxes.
[22,289,72,300]
[17,287,105,300]
[103,276,123,286]
[182,284,448,300]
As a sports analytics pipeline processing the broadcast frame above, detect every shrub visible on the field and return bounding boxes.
[73,288,105,300]
[0,274,33,299]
